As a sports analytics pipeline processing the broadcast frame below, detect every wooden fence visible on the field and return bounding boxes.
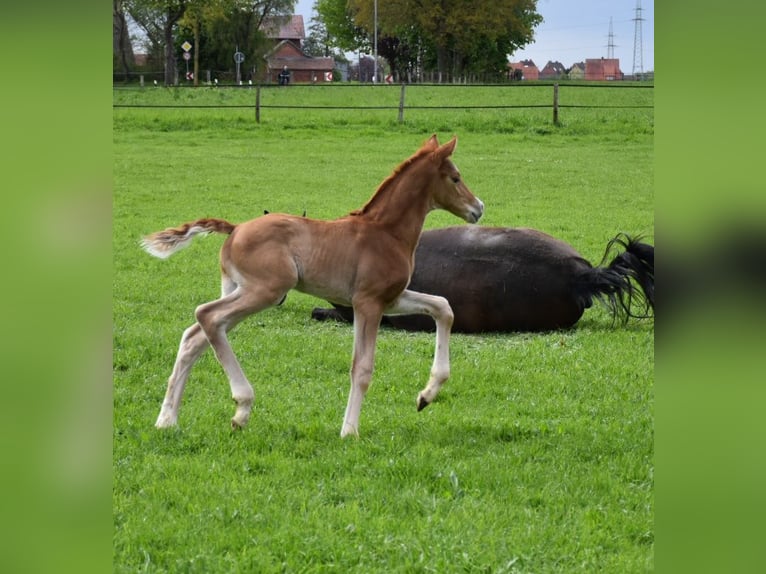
[113,82,654,126]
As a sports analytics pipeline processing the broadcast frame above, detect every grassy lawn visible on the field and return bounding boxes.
[114,85,653,572]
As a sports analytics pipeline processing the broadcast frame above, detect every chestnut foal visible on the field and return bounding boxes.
[141,135,483,437]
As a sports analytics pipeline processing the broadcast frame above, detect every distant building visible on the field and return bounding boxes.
[539,61,567,80]
[584,58,623,81]
[260,15,335,83]
[261,15,307,49]
[508,59,539,81]
[569,62,585,80]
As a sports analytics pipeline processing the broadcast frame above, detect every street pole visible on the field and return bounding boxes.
[374,0,378,83]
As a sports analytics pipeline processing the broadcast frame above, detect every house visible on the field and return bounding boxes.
[584,58,623,81]
[539,61,566,80]
[568,62,585,80]
[264,40,334,84]
[507,59,539,81]
[261,15,306,49]
[260,15,335,83]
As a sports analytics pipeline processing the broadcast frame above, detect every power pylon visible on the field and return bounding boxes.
[607,17,616,59]
[632,0,645,79]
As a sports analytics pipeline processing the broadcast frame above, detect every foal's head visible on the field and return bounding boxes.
[426,136,484,224]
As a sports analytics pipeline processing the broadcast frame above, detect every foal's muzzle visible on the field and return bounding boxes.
[467,199,485,223]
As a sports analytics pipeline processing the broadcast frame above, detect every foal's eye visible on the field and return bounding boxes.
[451,176,460,184]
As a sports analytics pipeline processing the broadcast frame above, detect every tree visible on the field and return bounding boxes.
[180,1,226,85]
[341,0,542,81]
[304,5,339,59]
[127,0,293,85]
[113,0,136,80]
[126,0,187,85]
[316,0,369,54]
[162,1,187,85]
[184,0,293,81]
[374,24,427,83]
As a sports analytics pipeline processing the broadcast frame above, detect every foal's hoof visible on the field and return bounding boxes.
[417,395,430,412]
[231,397,253,430]
[230,413,250,430]
[340,423,359,438]
[155,412,178,429]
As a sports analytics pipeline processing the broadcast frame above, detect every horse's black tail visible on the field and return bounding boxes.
[577,233,655,323]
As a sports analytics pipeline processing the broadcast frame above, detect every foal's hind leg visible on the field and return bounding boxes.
[386,290,455,410]
[195,286,283,429]
[156,322,209,428]
[156,275,237,428]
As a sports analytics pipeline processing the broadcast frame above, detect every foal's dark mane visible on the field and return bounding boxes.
[349,145,435,217]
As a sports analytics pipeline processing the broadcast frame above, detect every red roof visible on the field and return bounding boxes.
[261,15,305,41]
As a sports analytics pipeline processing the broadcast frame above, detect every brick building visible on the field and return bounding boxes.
[584,58,623,81]
[260,15,334,83]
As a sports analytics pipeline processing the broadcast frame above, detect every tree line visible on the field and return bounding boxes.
[113,0,543,85]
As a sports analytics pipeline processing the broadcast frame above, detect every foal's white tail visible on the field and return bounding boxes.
[141,217,236,259]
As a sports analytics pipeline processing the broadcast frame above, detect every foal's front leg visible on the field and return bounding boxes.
[341,304,383,438]
[386,290,455,410]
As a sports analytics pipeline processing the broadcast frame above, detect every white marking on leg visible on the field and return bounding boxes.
[386,290,454,409]
[194,290,265,429]
[156,322,209,428]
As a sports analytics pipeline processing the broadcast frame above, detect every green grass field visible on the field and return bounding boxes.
[114,84,653,572]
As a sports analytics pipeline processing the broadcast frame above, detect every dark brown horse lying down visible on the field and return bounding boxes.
[311,226,654,333]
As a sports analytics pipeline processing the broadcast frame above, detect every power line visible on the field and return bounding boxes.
[606,17,616,59]
[632,0,645,79]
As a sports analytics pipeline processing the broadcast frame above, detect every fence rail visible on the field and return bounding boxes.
[113,82,653,125]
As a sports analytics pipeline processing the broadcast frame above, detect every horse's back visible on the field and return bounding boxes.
[417,226,584,263]
[389,226,592,332]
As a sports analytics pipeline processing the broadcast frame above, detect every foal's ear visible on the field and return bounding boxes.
[434,136,457,160]
[424,134,440,150]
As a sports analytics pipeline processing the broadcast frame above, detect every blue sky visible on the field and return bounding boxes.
[293,0,654,73]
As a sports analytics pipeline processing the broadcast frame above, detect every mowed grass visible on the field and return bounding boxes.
[113,85,653,573]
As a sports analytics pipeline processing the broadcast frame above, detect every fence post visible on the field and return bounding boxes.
[139,75,144,88]
[255,84,261,123]
[398,83,406,123]
[553,83,560,125]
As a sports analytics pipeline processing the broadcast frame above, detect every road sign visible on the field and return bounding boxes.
[234,52,245,64]
[181,41,192,52]
[183,52,191,61]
